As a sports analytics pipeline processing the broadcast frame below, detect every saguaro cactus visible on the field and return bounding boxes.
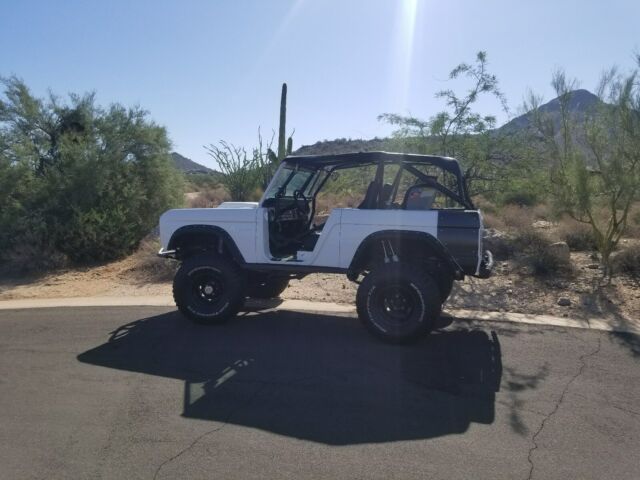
[277,83,288,160]
[269,83,294,163]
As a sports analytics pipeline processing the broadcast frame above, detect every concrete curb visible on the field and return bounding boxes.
[0,296,637,335]
[446,308,640,335]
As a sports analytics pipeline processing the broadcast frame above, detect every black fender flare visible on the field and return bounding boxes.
[347,230,464,280]
[167,224,245,264]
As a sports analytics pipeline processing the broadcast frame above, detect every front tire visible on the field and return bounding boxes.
[173,253,245,324]
[356,263,441,343]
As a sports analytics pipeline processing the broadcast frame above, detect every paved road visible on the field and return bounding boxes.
[0,306,639,480]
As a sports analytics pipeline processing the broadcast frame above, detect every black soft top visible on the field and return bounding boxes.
[283,151,473,209]
[283,151,462,175]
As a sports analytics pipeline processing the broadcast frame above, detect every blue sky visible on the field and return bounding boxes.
[1,0,639,169]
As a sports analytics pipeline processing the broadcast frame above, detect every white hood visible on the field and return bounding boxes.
[217,202,259,209]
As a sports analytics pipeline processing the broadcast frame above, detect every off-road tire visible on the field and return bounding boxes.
[437,271,454,304]
[173,253,245,324]
[356,263,441,343]
[246,273,289,299]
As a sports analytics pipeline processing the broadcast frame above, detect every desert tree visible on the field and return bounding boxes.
[379,51,512,197]
[0,76,184,265]
[527,63,640,277]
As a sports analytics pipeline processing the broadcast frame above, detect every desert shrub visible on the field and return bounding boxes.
[557,220,597,251]
[613,245,640,278]
[188,186,229,208]
[626,204,640,238]
[184,173,223,192]
[482,211,505,230]
[125,236,178,282]
[527,248,571,276]
[0,77,184,266]
[501,205,538,230]
[1,227,68,274]
[530,203,553,221]
[512,228,550,252]
[473,196,498,214]
[513,229,571,276]
[483,230,514,260]
[500,190,539,207]
[205,130,275,201]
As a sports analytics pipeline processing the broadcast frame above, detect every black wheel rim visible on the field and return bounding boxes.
[372,283,422,332]
[189,268,225,307]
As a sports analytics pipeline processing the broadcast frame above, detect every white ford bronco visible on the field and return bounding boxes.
[159,152,493,343]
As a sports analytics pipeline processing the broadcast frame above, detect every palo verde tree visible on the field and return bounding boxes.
[379,51,512,197]
[527,63,640,277]
[0,76,184,265]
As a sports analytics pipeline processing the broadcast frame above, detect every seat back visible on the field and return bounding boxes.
[357,181,381,209]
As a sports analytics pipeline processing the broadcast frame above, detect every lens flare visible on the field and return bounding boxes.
[248,0,306,82]
[394,0,420,112]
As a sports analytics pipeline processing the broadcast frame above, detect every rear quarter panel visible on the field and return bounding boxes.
[337,208,481,274]
[338,209,438,268]
[436,210,482,275]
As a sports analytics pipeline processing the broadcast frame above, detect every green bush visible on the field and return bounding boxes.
[184,173,223,192]
[512,229,549,252]
[613,245,640,278]
[513,229,571,276]
[500,190,539,207]
[0,77,184,266]
[559,223,597,251]
[527,247,571,276]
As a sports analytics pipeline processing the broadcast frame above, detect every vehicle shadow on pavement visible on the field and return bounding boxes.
[78,310,502,445]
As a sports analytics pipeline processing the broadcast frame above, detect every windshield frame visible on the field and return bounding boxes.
[260,163,327,204]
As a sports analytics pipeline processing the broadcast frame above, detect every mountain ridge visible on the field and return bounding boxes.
[171,152,214,174]
[293,89,602,156]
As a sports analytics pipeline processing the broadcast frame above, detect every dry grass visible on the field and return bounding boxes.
[627,203,640,238]
[187,186,229,208]
[0,234,68,275]
[123,236,178,283]
[500,205,545,230]
[481,201,552,231]
[556,218,597,251]
[514,228,573,277]
[613,244,640,278]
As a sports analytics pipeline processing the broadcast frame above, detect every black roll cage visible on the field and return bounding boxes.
[267,151,474,210]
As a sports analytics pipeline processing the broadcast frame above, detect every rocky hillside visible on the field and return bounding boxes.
[497,89,603,135]
[294,137,392,156]
[171,152,214,174]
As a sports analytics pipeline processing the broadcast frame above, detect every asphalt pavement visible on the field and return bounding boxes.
[0,306,639,479]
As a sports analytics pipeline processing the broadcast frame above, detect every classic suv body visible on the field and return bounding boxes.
[158,152,493,343]
[159,203,485,277]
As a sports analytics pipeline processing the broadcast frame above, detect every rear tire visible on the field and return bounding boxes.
[246,273,289,299]
[173,253,244,324]
[356,263,441,343]
[437,271,454,304]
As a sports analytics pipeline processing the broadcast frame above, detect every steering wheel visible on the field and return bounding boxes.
[293,189,310,216]
[272,190,309,224]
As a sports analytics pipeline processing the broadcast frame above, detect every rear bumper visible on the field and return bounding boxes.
[475,250,494,278]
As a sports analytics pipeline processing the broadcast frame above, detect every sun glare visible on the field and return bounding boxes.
[395,0,420,112]
[248,0,306,81]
